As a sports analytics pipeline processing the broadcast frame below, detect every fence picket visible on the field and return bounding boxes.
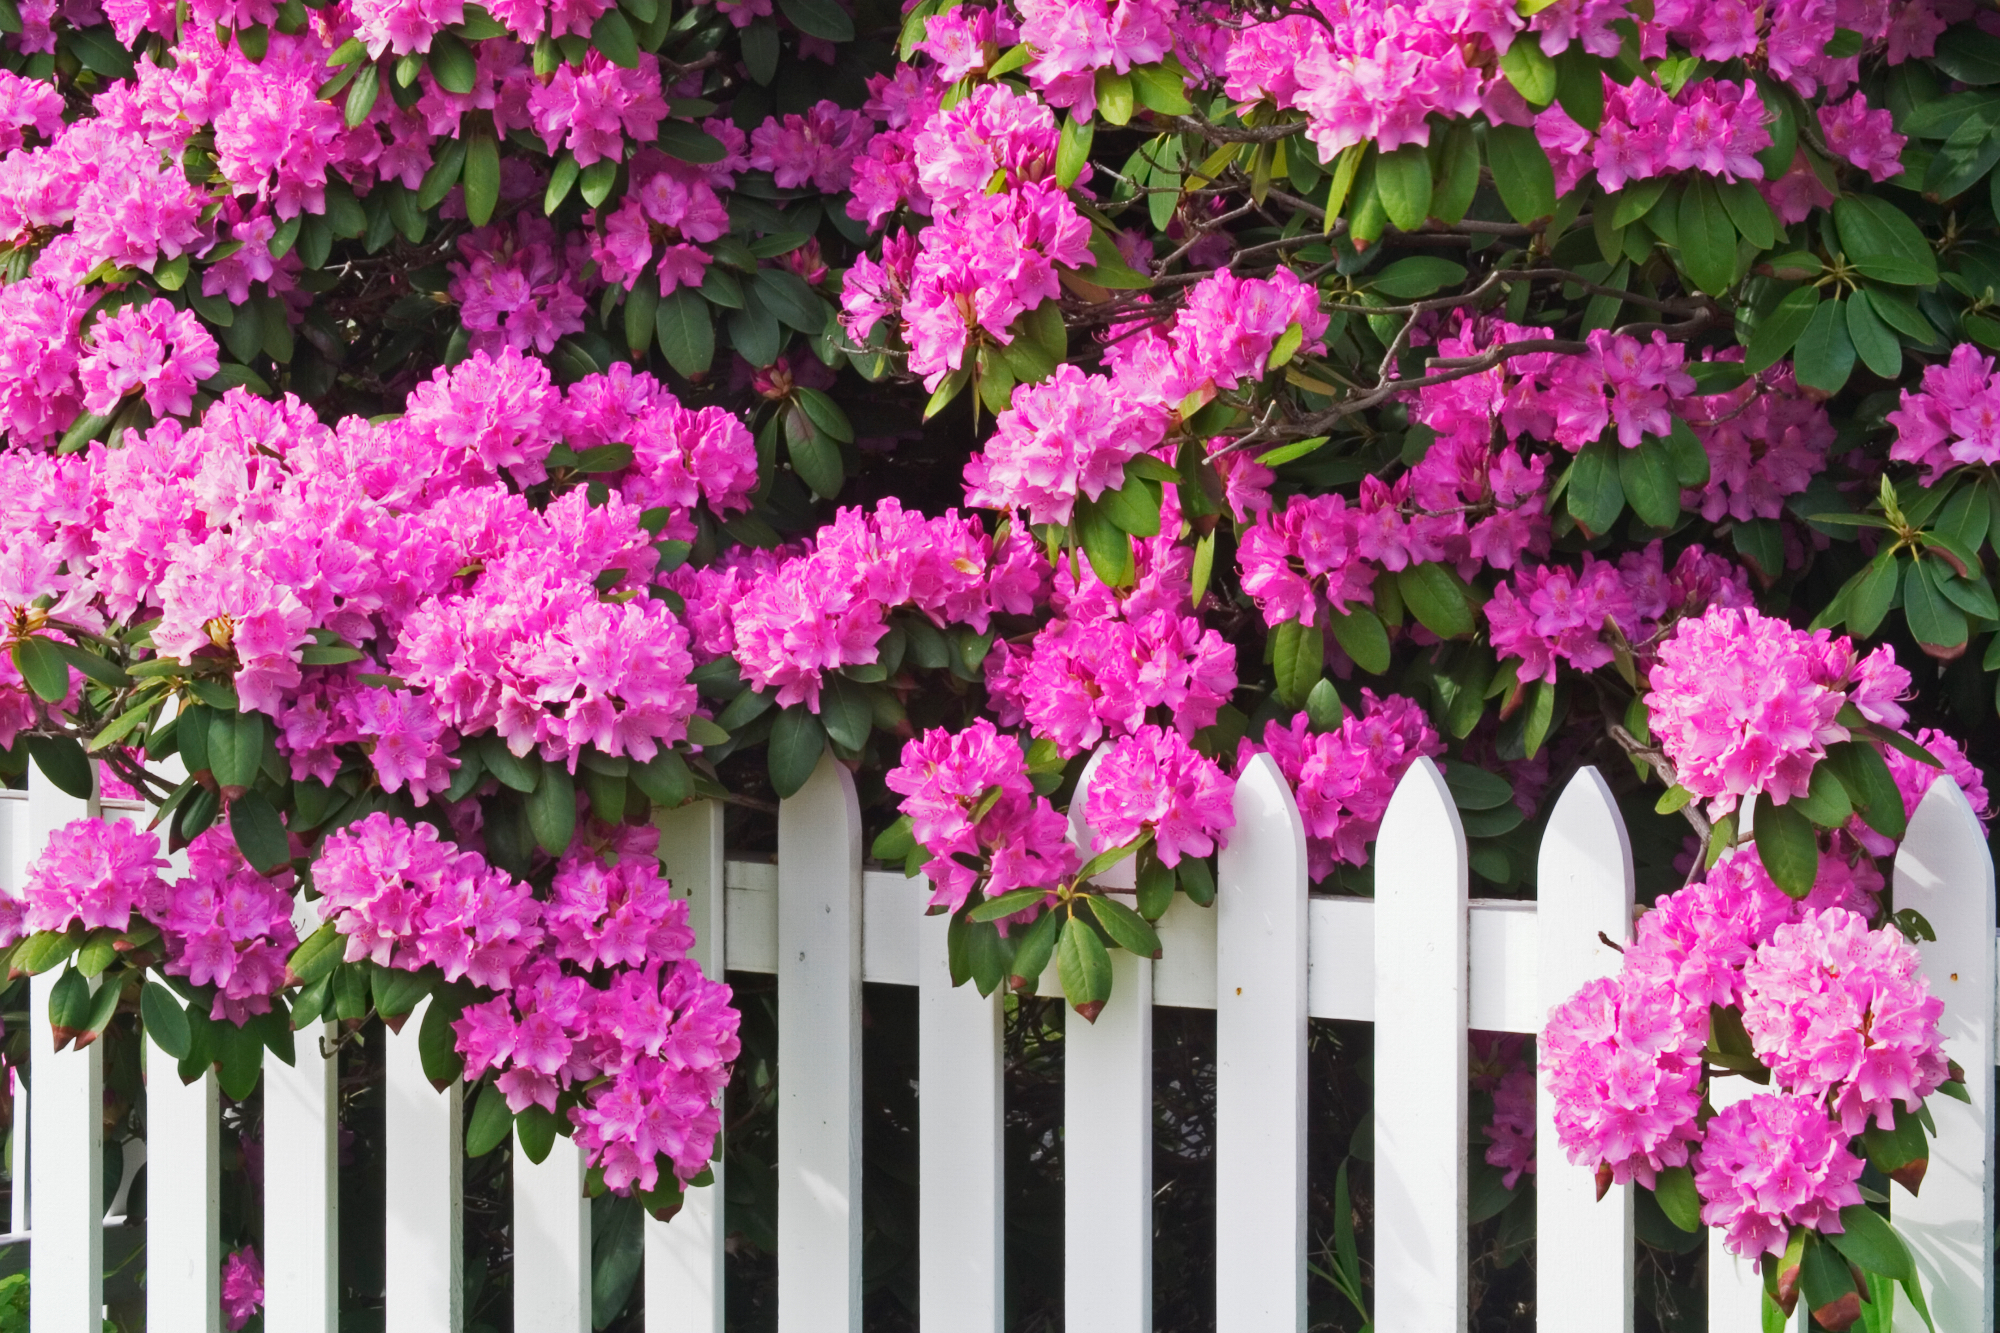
[384,997,462,1333]
[266,888,339,1333]
[1373,756,1468,1333]
[1705,1075,1766,1331]
[26,766,101,1333]
[648,799,727,1333]
[1533,767,1634,1333]
[145,1049,220,1333]
[918,896,1003,1333]
[1214,752,1308,1333]
[776,752,863,1333]
[514,1136,589,1333]
[1893,776,1996,1333]
[1065,745,1152,1332]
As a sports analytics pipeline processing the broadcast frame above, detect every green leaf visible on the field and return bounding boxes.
[229,792,290,874]
[1934,22,2000,84]
[1094,69,1134,126]
[1745,286,1821,373]
[1006,908,1062,990]
[622,279,659,359]
[1609,177,1671,229]
[545,151,580,213]
[1663,417,1710,488]
[525,761,576,856]
[967,887,1048,923]
[418,993,465,1090]
[1754,792,1819,898]
[1055,113,1094,189]
[287,920,345,988]
[1827,1205,1915,1283]
[1324,606,1391,676]
[755,270,827,335]
[1056,916,1114,1021]
[1617,436,1681,528]
[1653,1166,1701,1232]
[784,407,843,499]
[1432,121,1479,225]
[207,709,266,791]
[1444,764,1513,810]
[1794,296,1857,394]
[1497,37,1555,106]
[776,0,852,39]
[632,749,691,808]
[1371,256,1468,299]
[10,637,69,703]
[1716,177,1776,251]
[1566,438,1626,535]
[580,158,619,209]
[515,1104,560,1165]
[1553,45,1604,129]
[818,674,871,752]
[1676,175,1738,296]
[1826,739,1907,841]
[1375,144,1433,231]
[1096,478,1161,538]
[462,131,500,228]
[1486,125,1556,224]
[654,288,714,378]
[27,736,92,800]
[1305,677,1346,732]
[140,982,191,1060]
[1845,289,1902,378]
[1834,196,1939,287]
[480,735,539,793]
[1074,497,1135,588]
[1904,557,1969,654]
[768,706,826,799]
[1396,562,1474,638]
[1129,60,1192,115]
[588,5,638,63]
[53,641,129,690]
[66,24,134,78]
[1271,619,1325,710]
[1791,762,1854,828]
[466,1079,515,1157]
[344,60,381,127]
[370,963,431,1026]
[426,31,477,92]
[1081,893,1162,959]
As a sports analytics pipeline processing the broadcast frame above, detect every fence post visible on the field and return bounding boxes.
[145,1041,220,1333]
[1214,752,1308,1333]
[515,1136,590,1333]
[384,996,462,1333]
[1892,776,1995,1333]
[26,761,101,1333]
[264,893,339,1333]
[649,798,727,1333]
[1534,767,1635,1333]
[918,881,1003,1333]
[1373,756,1467,1333]
[776,751,863,1333]
[1064,745,1152,1332]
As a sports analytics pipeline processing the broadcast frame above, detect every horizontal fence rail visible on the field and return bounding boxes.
[0,747,1993,1332]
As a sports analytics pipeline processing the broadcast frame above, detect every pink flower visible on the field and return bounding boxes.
[79,298,220,419]
[221,1247,264,1332]
[1693,1093,1866,1259]
[1085,725,1235,867]
[963,365,1168,526]
[22,818,167,936]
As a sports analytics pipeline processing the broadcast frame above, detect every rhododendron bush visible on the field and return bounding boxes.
[0,0,1998,1318]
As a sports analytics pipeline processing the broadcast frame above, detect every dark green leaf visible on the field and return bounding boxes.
[141,982,191,1060]
[1485,124,1556,224]
[1653,1166,1701,1232]
[288,920,345,987]
[967,887,1047,923]
[1825,738,1906,841]
[1745,286,1821,373]
[1904,557,1969,653]
[768,706,826,800]
[1371,256,1468,299]
[207,709,266,792]
[1834,196,1938,287]
[426,32,477,92]
[1056,916,1113,1021]
[1271,619,1325,709]
[466,1079,515,1157]
[27,736,93,800]
[1676,175,1737,296]
[462,131,500,227]
[1845,290,1902,378]
[1617,436,1681,528]
[229,792,290,874]
[1754,792,1819,898]
[344,60,381,127]
[818,674,871,751]
[1324,606,1390,676]
[525,761,576,856]
[776,0,852,39]
[1790,762,1853,829]
[1566,438,1626,535]
[1497,37,1555,106]
[418,993,465,1090]
[655,288,714,378]
[1396,562,1475,638]
[516,1104,560,1164]
[590,6,638,64]
[1081,893,1161,959]
[1794,296,1856,394]
[10,637,69,703]
[1375,144,1433,231]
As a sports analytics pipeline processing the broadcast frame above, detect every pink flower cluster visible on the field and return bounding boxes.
[1016,0,1175,117]
[886,718,1080,915]
[1693,1093,1866,1259]
[963,365,1169,526]
[15,816,166,938]
[1646,606,1912,815]
[1680,355,1835,523]
[78,298,220,419]
[1241,694,1445,880]
[1103,268,1331,410]
[1486,542,1753,685]
[1084,725,1235,867]
[153,830,301,1025]
[314,814,543,990]
[985,494,1236,756]
[221,1247,264,1333]
[1888,343,2000,482]
[1472,1032,1537,1190]
[1536,79,1770,197]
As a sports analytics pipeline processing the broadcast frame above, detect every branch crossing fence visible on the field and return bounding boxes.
[0,746,1992,1332]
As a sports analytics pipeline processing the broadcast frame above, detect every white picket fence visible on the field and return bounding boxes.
[0,745,1993,1332]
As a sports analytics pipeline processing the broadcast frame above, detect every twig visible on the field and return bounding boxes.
[1606,723,1712,844]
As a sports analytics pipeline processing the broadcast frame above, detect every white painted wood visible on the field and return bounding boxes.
[9,1066,24,1238]
[1372,756,1467,1333]
[648,799,727,1333]
[385,996,462,1333]
[1893,777,1996,1333]
[1064,744,1151,1332]
[1704,1076,1766,1332]
[918,894,1003,1333]
[1151,891,1217,1008]
[515,1134,589,1333]
[266,889,339,1333]
[1214,752,1308,1333]
[146,1044,220,1333]
[26,765,101,1333]
[1064,945,1152,1330]
[775,751,864,1333]
[1533,767,1634,1333]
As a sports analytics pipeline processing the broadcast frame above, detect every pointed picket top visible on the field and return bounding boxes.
[1534,766,1635,1333]
[1214,750,1309,1332]
[1068,744,1135,890]
[1372,756,1469,1333]
[1892,775,1996,1333]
